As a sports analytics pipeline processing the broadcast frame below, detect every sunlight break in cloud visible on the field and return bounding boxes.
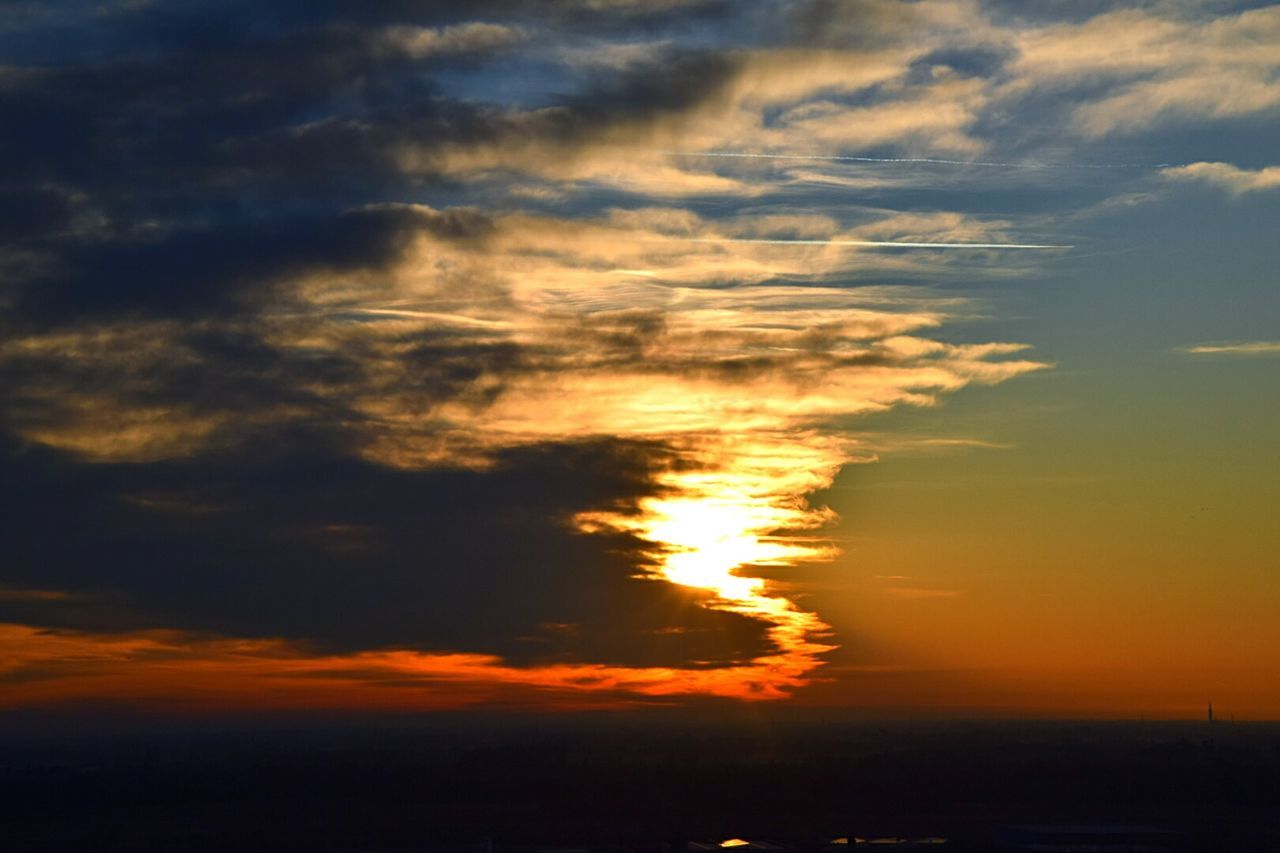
[281,210,1047,699]
[0,204,1050,704]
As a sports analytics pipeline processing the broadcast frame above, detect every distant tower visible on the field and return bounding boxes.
[1207,701,1214,723]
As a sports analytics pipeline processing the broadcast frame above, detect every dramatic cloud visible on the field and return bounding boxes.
[0,198,1048,699]
[2,0,1272,713]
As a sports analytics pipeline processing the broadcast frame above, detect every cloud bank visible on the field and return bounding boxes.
[4,0,1272,712]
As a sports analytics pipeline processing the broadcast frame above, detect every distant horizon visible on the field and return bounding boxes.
[2,702,1273,738]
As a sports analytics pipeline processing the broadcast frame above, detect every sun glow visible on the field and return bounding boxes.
[576,434,848,696]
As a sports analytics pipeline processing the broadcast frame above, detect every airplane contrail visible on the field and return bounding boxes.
[664,150,1175,170]
[683,237,1072,249]
[336,308,512,327]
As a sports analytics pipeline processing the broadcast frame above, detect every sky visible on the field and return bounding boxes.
[1,0,1278,720]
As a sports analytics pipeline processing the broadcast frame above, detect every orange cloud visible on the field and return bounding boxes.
[0,623,825,712]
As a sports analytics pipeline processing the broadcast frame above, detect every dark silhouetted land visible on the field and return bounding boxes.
[3,716,1278,851]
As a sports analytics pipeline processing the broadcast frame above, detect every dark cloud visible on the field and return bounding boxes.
[0,187,74,241]
[0,0,735,208]
[0,26,497,199]
[0,1,853,686]
[0,1,740,321]
[161,0,733,30]
[0,434,770,667]
[11,205,491,323]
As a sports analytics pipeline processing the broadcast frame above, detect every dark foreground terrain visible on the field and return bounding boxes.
[2,716,1278,851]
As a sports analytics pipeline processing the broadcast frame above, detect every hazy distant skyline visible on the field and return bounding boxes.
[2,0,1278,719]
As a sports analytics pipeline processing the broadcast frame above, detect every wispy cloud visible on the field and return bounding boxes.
[671,150,1170,170]
[884,587,965,600]
[1183,341,1280,356]
[0,587,70,602]
[685,237,1071,249]
[1006,6,1280,136]
[378,22,526,60]
[1162,162,1280,195]
[859,436,1019,455]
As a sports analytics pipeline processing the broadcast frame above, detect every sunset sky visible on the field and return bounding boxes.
[2,0,1278,720]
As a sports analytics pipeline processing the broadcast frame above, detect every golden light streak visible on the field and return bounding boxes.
[576,434,849,697]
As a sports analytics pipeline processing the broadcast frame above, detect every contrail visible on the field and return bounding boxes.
[335,308,512,327]
[664,150,1176,170]
[683,237,1072,249]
